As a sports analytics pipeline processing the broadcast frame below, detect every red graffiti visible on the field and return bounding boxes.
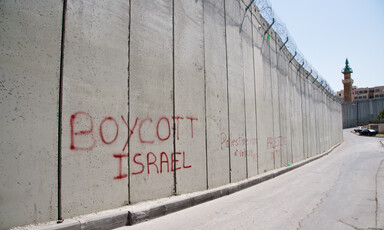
[121,116,138,151]
[147,152,159,174]
[186,117,198,138]
[113,154,128,179]
[99,117,118,145]
[267,136,286,150]
[220,133,257,150]
[132,153,144,175]
[157,117,171,141]
[70,112,96,151]
[160,152,169,173]
[139,118,155,144]
[70,112,198,152]
[267,136,286,160]
[172,116,184,140]
[114,151,192,179]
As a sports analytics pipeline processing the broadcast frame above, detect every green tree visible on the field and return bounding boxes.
[379,108,384,119]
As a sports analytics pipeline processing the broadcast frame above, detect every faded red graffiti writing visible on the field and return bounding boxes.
[267,136,286,160]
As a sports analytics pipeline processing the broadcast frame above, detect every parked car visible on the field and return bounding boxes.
[354,126,364,133]
[359,128,377,136]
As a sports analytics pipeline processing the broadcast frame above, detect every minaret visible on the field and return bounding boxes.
[342,58,353,102]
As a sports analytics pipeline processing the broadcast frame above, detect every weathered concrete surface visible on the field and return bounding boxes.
[277,45,289,167]
[292,65,304,162]
[270,32,281,169]
[129,0,174,203]
[203,0,230,189]
[1,0,344,228]
[30,142,340,230]
[342,98,384,128]
[254,16,275,173]
[225,0,247,182]
[241,5,258,178]
[61,0,129,218]
[0,1,62,228]
[116,129,383,230]
[174,0,207,194]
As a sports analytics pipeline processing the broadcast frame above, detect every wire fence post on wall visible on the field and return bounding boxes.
[253,0,337,99]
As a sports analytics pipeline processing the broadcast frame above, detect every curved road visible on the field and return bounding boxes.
[116,129,384,230]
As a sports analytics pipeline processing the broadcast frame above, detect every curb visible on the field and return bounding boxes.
[32,143,340,230]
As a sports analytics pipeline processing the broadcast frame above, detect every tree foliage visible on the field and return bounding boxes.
[379,108,384,119]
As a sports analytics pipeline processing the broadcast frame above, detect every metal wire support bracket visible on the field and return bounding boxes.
[297,61,305,72]
[239,0,255,32]
[312,75,318,83]
[279,37,289,50]
[264,18,275,36]
[306,70,312,79]
[289,51,297,63]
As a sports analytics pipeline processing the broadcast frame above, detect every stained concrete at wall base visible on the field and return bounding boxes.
[0,0,343,229]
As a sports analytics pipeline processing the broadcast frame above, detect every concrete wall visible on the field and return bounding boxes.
[0,0,343,228]
[342,98,384,128]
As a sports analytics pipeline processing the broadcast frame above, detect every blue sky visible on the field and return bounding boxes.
[267,0,384,92]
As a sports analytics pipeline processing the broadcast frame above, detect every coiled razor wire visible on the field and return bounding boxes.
[252,0,336,97]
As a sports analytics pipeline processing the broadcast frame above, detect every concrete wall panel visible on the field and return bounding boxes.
[0,1,62,228]
[203,0,230,189]
[342,98,384,128]
[270,33,281,168]
[174,0,207,194]
[292,67,304,162]
[253,21,274,173]
[309,81,317,157]
[300,73,308,159]
[129,0,174,203]
[0,1,345,228]
[225,0,247,182]
[61,0,129,217]
[241,5,258,177]
[277,49,289,166]
[285,59,294,164]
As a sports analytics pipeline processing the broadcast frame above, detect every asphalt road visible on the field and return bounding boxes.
[116,129,384,230]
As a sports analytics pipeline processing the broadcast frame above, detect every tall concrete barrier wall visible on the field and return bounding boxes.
[0,0,343,228]
[342,98,384,128]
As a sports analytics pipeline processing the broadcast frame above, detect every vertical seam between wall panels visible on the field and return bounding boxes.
[275,35,282,168]
[172,0,177,195]
[250,11,259,175]
[127,0,132,204]
[223,0,231,183]
[268,34,275,170]
[316,87,318,154]
[241,3,248,179]
[289,65,293,163]
[285,55,290,165]
[299,72,305,159]
[202,0,209,190]
[57,0,67,223]
[273,35,281,168]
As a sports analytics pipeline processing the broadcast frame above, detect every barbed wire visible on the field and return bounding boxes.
[252,0,336,97]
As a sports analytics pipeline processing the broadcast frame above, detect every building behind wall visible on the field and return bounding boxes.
[337,85,384,101]
[337,59,384,101]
